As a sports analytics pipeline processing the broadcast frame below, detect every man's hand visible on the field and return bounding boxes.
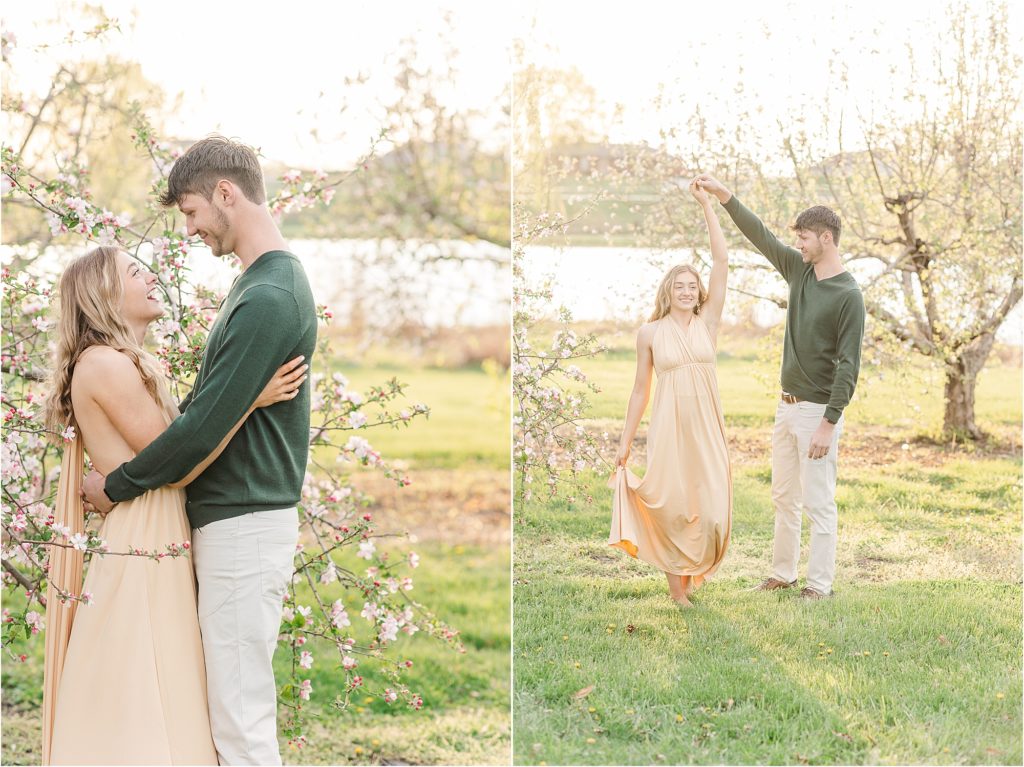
[807,420,836,460]
[82,470,115,515]
[694,174,733,205]
[688,177,713,208]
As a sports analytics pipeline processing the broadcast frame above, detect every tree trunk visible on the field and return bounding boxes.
[942,332,997,440]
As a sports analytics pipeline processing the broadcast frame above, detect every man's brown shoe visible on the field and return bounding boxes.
[799,587,832,600]
[752,577,797,591]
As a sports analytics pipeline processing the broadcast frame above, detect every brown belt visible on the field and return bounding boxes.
[780,392,803,404]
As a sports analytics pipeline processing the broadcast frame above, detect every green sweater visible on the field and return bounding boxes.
[723,196,865,423]
[105,250,318,529]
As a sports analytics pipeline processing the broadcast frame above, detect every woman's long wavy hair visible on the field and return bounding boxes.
[43,246,177,442]
[648,264,708,322]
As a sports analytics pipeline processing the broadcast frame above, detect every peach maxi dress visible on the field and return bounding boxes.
[609,315,732,586]
[45,436,217,764]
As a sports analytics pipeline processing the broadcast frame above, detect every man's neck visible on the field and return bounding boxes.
[813,252,846,280]
[233,212,289,269]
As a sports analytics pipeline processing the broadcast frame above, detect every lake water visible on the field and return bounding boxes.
[1,238,511,329]
[521,245,1023,344]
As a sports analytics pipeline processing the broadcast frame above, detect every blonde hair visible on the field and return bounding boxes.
[43,246,177,441]
[648,264,709,322]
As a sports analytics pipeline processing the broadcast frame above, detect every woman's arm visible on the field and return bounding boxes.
[616,325,656,467]
[691,178,729,338]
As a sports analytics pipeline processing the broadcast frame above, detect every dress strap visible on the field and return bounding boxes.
[42,437,85,765]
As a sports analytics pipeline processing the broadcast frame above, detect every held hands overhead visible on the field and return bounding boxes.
[688,177,713,207]
[692,174,732,205]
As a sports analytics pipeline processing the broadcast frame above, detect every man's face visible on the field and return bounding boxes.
[795,228,825,264]
[179,192,232,257]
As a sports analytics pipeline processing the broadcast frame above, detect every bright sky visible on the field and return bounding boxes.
[4,0,510,168]
[515,0,1022,154]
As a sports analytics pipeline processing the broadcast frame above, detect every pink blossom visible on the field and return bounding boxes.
[383,688,398,703]
[357,539,375,560]
[298,679,312,700]
[379,616,399,643]
[408,551,420,569]
[299,651,313,669]
[319,561,338,584]
[25,611,43,635]
[342,655,358,670]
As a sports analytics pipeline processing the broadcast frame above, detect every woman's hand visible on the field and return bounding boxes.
[689,177,713,207]
[615,443,631,467]
[255,356,308,408]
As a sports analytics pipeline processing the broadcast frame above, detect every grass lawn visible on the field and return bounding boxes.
[514,339,1022,765]
[320,361,509,470]
[1,541,510,766]
[514,465,1022,766]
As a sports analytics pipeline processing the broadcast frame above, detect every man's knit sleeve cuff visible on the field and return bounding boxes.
[824,406,843,424]
[104,464,146,503]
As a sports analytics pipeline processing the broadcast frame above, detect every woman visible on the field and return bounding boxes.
[608,178,732,607]
[41,245,306,764]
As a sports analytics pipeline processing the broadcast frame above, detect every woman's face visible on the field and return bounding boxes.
[670,271,700,312]
[116,251,163,326]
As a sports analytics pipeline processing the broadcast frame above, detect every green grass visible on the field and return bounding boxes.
[1,541,510,766]
[578,340,1021,435]
[322,362,509,470]
[514,464,1022,765]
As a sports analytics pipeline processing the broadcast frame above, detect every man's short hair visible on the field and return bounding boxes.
[159,135,266,207]
[791,205,841,246]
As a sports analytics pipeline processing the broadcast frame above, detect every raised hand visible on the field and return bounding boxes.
[688,177,713,207]
[694,174,732,204]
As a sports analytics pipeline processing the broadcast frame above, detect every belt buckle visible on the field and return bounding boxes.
[781,391,800,404]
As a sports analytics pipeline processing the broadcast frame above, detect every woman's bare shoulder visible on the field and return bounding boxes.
[72,346,139,391]
[637,320,660,342]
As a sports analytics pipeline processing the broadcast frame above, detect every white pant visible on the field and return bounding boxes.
[192,508,298,766]
[770,401,843,594]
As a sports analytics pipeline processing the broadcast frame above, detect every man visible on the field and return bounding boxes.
[83,136,318,764]
[695,173,865,599]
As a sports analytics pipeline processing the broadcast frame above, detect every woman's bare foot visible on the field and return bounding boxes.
[665,571,684,599]
[679,575,693,598]
[665,572,693,607]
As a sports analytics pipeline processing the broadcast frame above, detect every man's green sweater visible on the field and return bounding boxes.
[105,250,318,529]
[722,196,865,423]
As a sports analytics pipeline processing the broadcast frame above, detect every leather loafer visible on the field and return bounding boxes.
[799,587,832,600]
[752,577,797,591]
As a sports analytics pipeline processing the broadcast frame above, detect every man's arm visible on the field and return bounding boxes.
[103,285,302,503]
[696,175,803,282]
[177,385,195,414]
[824,289,866,424]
